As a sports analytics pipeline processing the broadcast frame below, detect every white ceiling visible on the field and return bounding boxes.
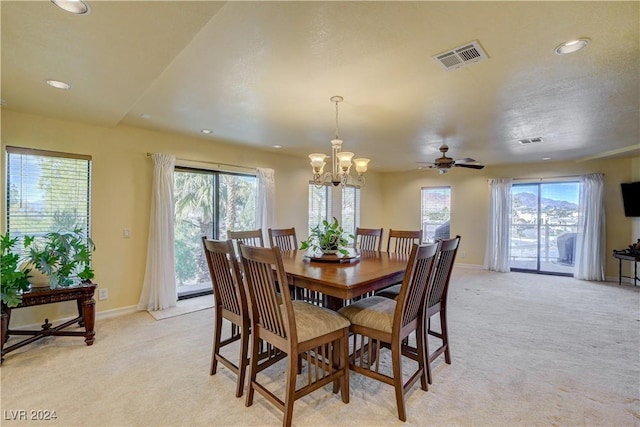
[2,1,639,172]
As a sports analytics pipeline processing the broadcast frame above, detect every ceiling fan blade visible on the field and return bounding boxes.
[455,157,477,163]
[454,163,485,169]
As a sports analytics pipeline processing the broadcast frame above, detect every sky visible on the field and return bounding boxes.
[513,182,580,204]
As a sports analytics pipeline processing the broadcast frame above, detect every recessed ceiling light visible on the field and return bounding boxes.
[140,113,151,120]
[273,145,282,149]
[50,0,91,15]
[554,38,590,55]
[201,129,213,134]
[45,79,71,90]
[542,157,552,161]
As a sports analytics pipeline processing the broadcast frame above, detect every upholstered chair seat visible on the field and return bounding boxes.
[285,301,350,343]
[337,296,396,334]
[374,284,401,300]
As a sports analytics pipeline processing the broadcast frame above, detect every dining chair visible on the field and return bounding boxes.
[423,235,460,385]
[376,235,461,384]
[386,229,422,254]
[337,243,438,422]
[228,229,264,247]
[355,227,384,251]
[201,237,250,398]
[268,227,298,250]
[239,244,351,427]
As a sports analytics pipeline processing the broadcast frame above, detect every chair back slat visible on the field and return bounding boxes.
[268,227,298,250]
[395,243,439,329]
[427,236,461,309]
[355,227,384,251]
[387,229,422,254]
[240,245,291,340]
[202,238,244,316]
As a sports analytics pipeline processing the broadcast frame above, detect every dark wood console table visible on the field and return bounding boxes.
[1,282,97,363]
[613,253,639,286]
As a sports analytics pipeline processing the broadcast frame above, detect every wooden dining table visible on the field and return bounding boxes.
[279,249,410,310]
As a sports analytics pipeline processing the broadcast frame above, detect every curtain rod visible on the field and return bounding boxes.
[512,173,604,181]
[512,175,582,181]
[146,153,256,172]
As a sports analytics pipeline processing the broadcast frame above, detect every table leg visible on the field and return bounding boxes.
[325,295,344,311]
[619,258,623,286]
[81,297,96,346]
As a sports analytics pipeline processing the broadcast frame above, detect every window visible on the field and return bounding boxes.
[421,186,451,243]
[308,184,332,235]
[341,185,360,236]
[510,181,579,275]
[6,147,92,255]
[308,183,359,237]
[173,167,257,297]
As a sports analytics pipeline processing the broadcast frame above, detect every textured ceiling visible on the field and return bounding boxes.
[2,1,639,172]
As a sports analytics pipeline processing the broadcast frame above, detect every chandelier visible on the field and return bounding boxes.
[309,96,370,187]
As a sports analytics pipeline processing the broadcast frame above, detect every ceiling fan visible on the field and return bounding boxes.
[419,144,485,174]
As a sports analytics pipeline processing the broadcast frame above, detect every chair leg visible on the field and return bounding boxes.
[210,310,223,375]
[283,354,298,427]
[332,339,340,395]
[245,333,260,408]
[416,318,428,392]
[425,317,433,385]
[441,308,451,364]
[340,330,350,404]
[235,322,250,398]
[391,341,407,422]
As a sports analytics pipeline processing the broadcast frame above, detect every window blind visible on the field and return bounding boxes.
[5,147,92,254]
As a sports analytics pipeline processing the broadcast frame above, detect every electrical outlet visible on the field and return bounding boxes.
[459,251,466,258]
[99,288,108,300]
[123,229,131,238]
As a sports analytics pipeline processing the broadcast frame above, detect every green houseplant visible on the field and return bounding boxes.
[300,217,354,256]
[1,234,31,307]
[24,229,96,288]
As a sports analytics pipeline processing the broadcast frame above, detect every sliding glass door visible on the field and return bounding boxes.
[174,168,257,298]
[510,181,579,275]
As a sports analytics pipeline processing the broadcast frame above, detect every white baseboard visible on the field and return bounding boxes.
[96,305,139,320]
[455,263,484,269]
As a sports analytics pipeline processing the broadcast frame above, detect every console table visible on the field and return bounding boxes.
[1,282,97,363]
[613,253,639,286]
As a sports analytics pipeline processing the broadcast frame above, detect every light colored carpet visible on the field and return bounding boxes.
[1,268,639,426]
[149,294,215,320]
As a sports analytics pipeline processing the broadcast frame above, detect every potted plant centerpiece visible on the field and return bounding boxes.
[1,234,32,307]
[301,217,354,256]
[23,229,96,288]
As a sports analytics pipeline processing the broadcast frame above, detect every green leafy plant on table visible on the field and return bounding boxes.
[300,217,354,256]
[1,234,31,307]
[25,229,96,288]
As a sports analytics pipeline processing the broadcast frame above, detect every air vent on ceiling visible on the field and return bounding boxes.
[432,40,489,71]
[518,137,544,145]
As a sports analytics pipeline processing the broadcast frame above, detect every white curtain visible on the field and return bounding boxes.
[256,167,276,235]
[574,173,605,281]
[484,178,512,272]
[137,153,177,311]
